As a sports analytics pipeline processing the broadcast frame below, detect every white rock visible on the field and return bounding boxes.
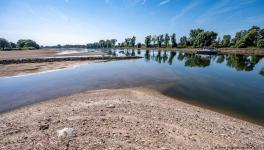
[57,128,76,139]
[106,104,115,108]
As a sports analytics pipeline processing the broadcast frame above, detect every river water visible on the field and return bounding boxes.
[0,49,264,125]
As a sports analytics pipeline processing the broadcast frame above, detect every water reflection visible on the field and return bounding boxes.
[141,50,263,75]
[112,49,263,75]
[168,51,176,65]
[260,68,264,76]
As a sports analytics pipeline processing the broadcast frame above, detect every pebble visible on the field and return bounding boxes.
[57,128,76,139]
[106,104,116,108]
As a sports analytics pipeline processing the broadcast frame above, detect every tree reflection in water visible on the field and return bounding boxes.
[131,49,135,56]
[144,50,150,61]
[137,49,141,55]
[162,51,168,63]
[260,68,264,76]
[168,51,176,65]
[184,54,211,68]
[216,55,225,64]
[226,55,264,72]
[155,50,162,63]
[143,50,263,74]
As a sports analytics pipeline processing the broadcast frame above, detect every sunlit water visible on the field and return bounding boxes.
[0,49,264,125]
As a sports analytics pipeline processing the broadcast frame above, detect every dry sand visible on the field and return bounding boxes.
[0,49,105,60]
[0,60,107,77]
[0,49,106,77]
[0,88,263,149]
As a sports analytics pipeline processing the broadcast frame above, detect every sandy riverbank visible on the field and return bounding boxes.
[0,88,263,149]
[0,49,107,77]
[0,49,105,60]
[0,60,107,77]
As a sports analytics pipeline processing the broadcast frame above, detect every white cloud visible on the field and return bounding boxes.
[159,0,170,6]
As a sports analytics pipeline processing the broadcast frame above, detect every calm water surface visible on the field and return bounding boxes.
[0,49,264,125]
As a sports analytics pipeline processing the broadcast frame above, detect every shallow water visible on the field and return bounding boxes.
[0,49,264,125]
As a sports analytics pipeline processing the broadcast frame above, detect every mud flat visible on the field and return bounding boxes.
[0,88,263,149]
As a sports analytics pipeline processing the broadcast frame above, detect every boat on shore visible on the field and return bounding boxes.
[197,49,219,55]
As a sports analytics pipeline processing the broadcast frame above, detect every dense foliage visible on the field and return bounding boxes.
[0,38,39,50]
[117,26,264,49]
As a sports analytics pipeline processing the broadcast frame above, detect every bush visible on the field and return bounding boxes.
[257,39,264,48]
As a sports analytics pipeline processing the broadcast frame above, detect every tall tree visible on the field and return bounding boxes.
[179,36,188,48]
[145,35,151,48]
[152,35,157,48]
[125,38,131,47]
[193,31,217,47]
[189,28,204,45]
[110,39,117,48]
[170,33,177,48]
[157,34,164,48]
[0,38,9,50]
[164,33,170,47]
[131,36,136,47]
[221,35,231,47]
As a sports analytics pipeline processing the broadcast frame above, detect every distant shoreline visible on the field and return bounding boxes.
[108,47,264,55]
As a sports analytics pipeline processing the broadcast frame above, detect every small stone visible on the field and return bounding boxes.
[106,104,115,108]
[57,128,76,139]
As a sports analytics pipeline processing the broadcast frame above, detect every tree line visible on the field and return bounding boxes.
[0,38,40,50]
[85,26,264,49]
[1,25,263,50]
[143,26,264,49]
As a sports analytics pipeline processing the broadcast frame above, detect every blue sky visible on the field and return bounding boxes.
[0,0,264,45]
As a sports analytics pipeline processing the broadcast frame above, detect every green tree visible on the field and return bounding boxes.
[189,28,204,45]
[221,35,231,47]
[257,39,264,48]
[110,39,117,48]
[193,31,217,47]
[0,38,10,50]
[145,35,151,48]
[10,42,17,49]
[125,38,131,47]
[164,33,170,47]
[17,39,40,49]
[137,43,142,48]
[157,34,164,48]
[131,36,136,47]
[152,35,157,48]
[170,33,177,48]
[179,36,188,48]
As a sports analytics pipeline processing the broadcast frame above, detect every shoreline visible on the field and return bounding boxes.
[0,87,263,149]
[111,47,264,55]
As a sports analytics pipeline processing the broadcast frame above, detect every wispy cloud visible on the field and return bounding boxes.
[195,0,255,24]
[171,0,201,21]
[159,0,170,6]
[247,15,264,24]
